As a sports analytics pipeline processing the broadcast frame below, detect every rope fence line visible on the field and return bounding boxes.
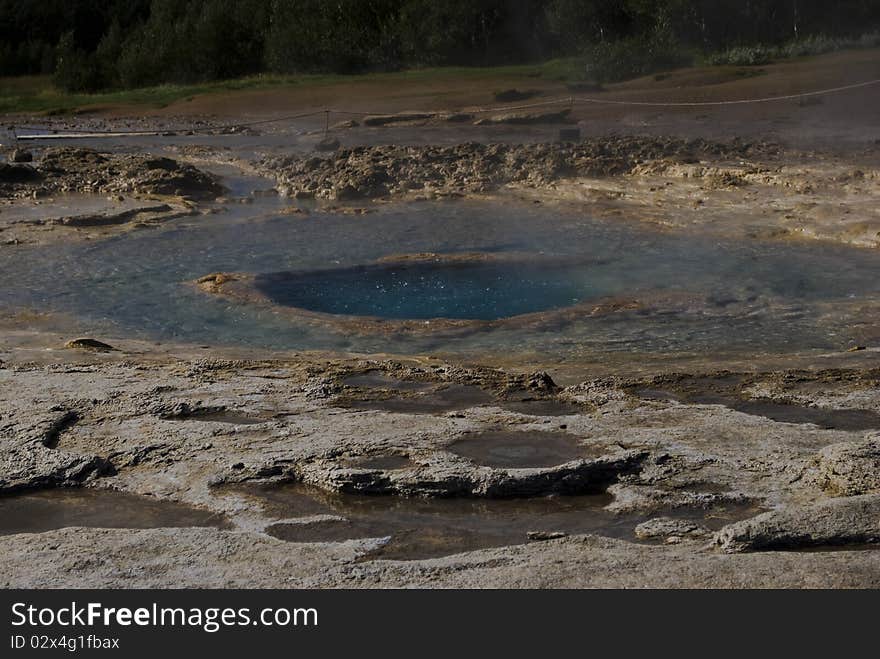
[570,77,880,107]
[11,77,880,141]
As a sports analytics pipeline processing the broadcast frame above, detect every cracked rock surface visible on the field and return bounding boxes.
[260,137,779,201]
[714,494,880,553]
[2,351,880,587]
[3,529,879,589]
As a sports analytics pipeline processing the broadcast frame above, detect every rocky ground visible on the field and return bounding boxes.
[254,137,880,249]
[1,348,880,588]
[3,135,879,251]
[2,50,880,588]
[0,146,225,200]
[258,137,782,200]
[0,147,228,247]
[2,134,879,586]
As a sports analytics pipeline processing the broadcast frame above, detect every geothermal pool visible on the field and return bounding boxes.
[3,195,880,362]
[253,258,591,321]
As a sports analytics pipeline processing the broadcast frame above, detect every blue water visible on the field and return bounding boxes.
[3,198,880,360]
[254,260,593,320]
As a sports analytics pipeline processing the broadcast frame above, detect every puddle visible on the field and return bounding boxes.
[344,379,586,417]
[637,384,880,430]
[230,483,758,560]
[342,371,435,392]
[0,488,229,535]
[346,383,495,414]
[342,454,416,470]
[499,392,583,416]
[721,400,880,430]
[447,430,595,468]
[342,372,498,415]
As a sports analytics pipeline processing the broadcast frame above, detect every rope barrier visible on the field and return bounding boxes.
[12,76,880,141]
[570,77,880,107]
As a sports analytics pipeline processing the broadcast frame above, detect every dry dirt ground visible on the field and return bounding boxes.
[1,49,880,588]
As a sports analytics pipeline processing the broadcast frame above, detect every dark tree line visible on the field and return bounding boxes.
[1,0,879,91]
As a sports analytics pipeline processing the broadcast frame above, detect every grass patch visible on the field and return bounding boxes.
[706,31,880,66]
[0,75,302,115]
[0,59,589,116]
[3,30,877,118]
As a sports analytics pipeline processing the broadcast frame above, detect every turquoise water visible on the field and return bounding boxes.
[3,197,880,360]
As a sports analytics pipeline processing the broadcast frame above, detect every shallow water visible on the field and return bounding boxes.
[638,386,880,430]
[498,392,584,416]
[0,488,228,535]
[5,190,880,363]
[234,483,758,560]
[447,430,595,468]
[343,374,582,416]
[345,383,496,414]
[342,372,435,391]
[0,194,147,225]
